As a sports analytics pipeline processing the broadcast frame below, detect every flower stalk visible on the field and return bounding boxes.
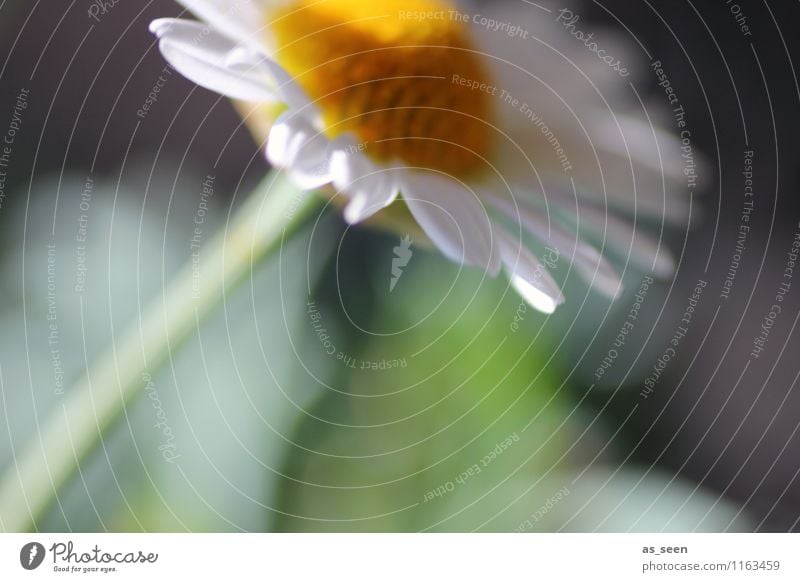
[0,171,318,532]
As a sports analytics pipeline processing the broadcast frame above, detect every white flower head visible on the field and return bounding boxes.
[150,0,693,314]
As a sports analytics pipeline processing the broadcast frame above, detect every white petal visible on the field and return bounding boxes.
[222,46,322,125]
[258,58,321,123]
[328,140,371,190]
[561,201,676,277]
[502,129,691,224]
[574,259,624,299]
[588,112,687,181]
[287,151,333,190]
[559,147,691,224]
[223,45,262,69]
[472,3,640,124]
[496,226,564,314]
[530,184,676,277]
[266,112,332,188]
[330,152,400,224]
[175,0,264,51]
[150,19,276,102]
[342,177,397,224]
[401,172,500,275]
[488,193,623,299]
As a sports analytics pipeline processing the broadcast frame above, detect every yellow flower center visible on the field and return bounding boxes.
[268,0,494,177]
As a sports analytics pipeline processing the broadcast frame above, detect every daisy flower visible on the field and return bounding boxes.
[150,0,691,313]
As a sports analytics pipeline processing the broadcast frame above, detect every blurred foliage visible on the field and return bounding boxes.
[0,165,335,531]
[0,167,749,532]
[271,234,749,531]
[276,249,570,531]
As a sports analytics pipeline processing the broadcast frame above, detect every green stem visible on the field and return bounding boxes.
[0,171,319,532]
